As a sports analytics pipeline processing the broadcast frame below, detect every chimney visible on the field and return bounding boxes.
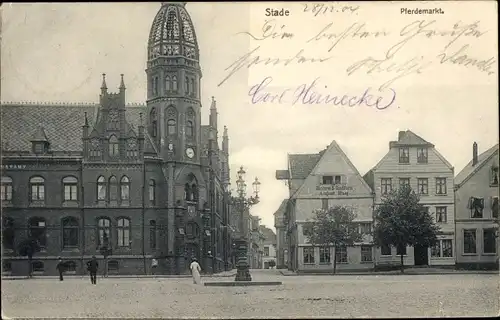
[398,130,406,141]
[472,142,478,166]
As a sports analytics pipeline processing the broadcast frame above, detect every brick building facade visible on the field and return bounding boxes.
[1,3,234,276]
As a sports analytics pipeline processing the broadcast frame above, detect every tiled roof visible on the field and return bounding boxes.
[273,199,289,217]
[1,103,151,153]
[394,130,434,147]
[288,153,322,179]
[455,143,499,187]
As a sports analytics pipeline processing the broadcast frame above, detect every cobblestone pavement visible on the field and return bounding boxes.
[2,270,498,318]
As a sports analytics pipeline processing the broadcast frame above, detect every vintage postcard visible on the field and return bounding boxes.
[1,1,498,319]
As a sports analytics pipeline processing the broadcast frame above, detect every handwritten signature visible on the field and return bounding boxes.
[248,76,397,110]
[235,19,294,41]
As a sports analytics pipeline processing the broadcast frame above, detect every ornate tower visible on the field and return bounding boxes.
[146,2,202,163]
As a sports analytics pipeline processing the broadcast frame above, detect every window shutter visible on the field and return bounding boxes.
[467,197,474,209]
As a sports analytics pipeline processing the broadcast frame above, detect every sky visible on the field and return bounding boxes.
[1,2,498,231]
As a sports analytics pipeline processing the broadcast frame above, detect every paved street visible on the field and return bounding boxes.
[2,269,498,318]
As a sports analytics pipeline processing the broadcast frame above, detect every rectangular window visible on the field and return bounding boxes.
[381,244,391,256]
[436,206,447,223]
[442,239,452,257]
[264,246,270,256]
[469,197,484,218]
[399,147,409,164]
[321,198,328,210]
[31,184,45,201]
[1,178,13,201]
[322,176,333,185]
[64,185,78,201]
[319,247,330,263]
[302,223,313,236]
[381,178,392,195]
[431,241,441,257]
[417,148,428,163]
[335,246,347,263]
[396,244,407,255]
[492,197,499,218]
[463,229,477,254]
[361,245,372,262]
[399,178,410,188]
[303,247,315,264]
[334,175,342,184]
[491,167,499,186]
[360,223,372,234]
[417,178,428,195]
[435,178,447,195]
[483,229,496,254]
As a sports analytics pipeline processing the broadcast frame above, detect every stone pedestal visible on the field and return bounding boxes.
[234,238,252,281]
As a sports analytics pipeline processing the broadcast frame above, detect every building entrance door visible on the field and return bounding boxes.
[414,245,429,266]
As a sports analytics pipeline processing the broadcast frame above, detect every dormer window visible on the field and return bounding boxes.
[322,176,333,185]
[417,148,428,164]
[491,166,499,186]
[399,147,409,164]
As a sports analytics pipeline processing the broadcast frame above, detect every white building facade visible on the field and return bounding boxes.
[364,130,456,267]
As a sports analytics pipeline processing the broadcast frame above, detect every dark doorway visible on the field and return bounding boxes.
[414,245,429,266]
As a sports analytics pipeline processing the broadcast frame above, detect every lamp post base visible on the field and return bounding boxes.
[235,265,252,281]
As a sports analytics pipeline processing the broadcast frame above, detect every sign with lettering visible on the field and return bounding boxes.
[316,184,354,196]
[1,164,27,170]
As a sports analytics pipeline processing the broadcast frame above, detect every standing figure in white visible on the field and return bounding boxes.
[190,258,202,284]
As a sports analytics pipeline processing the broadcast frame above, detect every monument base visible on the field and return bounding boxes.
[204,281,282,287]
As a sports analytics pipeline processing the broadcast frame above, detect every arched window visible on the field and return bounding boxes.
[191,78,195,97]
[165,75,171,92]
[109,176,118,202]
[97,176,106,201]
[150,108,157,138]
[97,217,111,248]
[28,217,46,247]
[186,222,199,238]
[149,220,157,249]
[109,135,119,157]
[62,217,79,248]
[63,176,78,201]
[186,120,194,137]
[191,184,198,202]
[184,183,192,201]
[108,260,119,271]
[185,76,190,94]
[166,106,177,135]
[172,76,178,91]
[153,76,159,96]
[2,217,15,250]
[64,261,76,273]
[30,176,45,201]
[120,176,130,202]
[149,180,156,205]
[117,218,131,247]
[32,261,44,272]
[167,119,176,135]
[1,177,13,201]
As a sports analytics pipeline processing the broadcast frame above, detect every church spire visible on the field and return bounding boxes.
[101,73,108,95]
[210,96,218,130]
[119,74,126,91]
[222,125,229,155]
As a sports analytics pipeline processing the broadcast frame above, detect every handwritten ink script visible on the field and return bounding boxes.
[218,2,497,108]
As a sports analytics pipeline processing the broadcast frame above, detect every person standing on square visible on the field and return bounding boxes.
[87,256,99,285]
[56,257,65,281]
[190,257,202,285]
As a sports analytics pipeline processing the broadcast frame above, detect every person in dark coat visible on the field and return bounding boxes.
[86,256,99,285]
[56,257,65,281]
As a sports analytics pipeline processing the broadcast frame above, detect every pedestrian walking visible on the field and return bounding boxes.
[86,255,99,285]
[151,258,158,275]
[56,257,65,281]
[190,257,202,285]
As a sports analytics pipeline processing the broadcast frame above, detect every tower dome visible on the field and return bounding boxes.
[148,2,199,61]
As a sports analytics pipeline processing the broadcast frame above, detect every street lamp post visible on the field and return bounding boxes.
[233,166,261,282]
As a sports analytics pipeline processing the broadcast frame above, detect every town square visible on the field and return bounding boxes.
[2,270,498,318]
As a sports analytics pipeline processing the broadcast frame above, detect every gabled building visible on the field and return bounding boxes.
[260,225,277,269]
[1,3,232,276]
[363,130,455,267]
[276,141,374,272]
[273,199,288,268]
[454,143,499,269]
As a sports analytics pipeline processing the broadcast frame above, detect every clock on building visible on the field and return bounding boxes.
[185,147,195,159]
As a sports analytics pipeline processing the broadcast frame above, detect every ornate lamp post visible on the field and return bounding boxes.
[233,166,261,282]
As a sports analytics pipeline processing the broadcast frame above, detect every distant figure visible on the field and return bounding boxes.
[151,258,158,275]
[190,258,202,285]
[56,257,65,281]
[87,256,99,285]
